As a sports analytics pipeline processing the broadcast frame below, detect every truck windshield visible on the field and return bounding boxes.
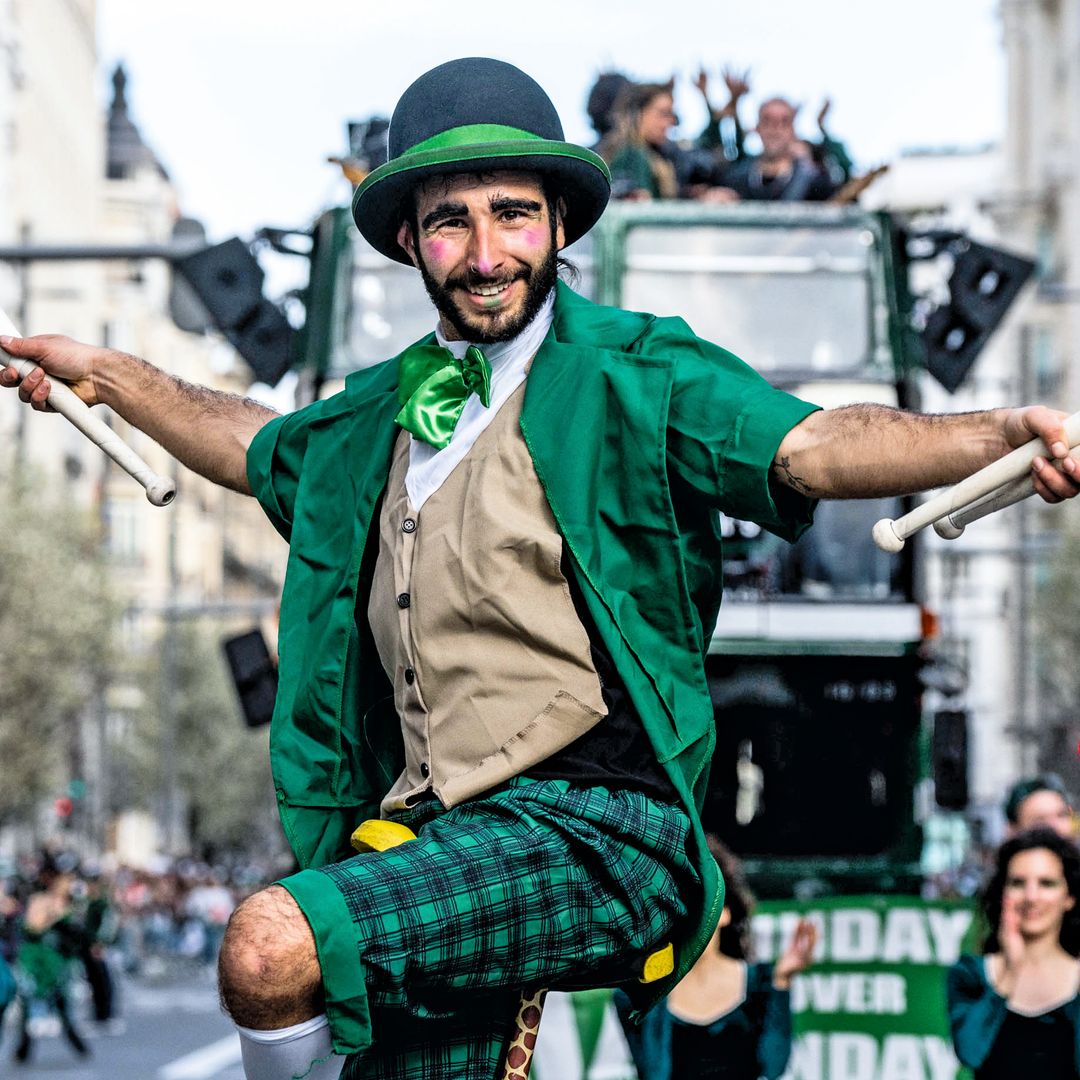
[616,216,880,379]
[720,496,906,600]
[343,242,434,372]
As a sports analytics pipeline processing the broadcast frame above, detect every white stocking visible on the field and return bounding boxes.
[236,1014,346,1080]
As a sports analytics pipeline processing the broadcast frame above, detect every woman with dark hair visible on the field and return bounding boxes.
[947,826,1080,1078]
[618,835,816,1079]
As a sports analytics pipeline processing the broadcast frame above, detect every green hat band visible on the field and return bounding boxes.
[407,123,543,154]
[359,124,610,194]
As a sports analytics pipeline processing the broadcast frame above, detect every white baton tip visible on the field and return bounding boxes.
[933,518,964,540]
[145,477,177,507]
[872,518,905,553]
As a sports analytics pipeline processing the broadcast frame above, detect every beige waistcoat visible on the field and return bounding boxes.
[369,384,608,815]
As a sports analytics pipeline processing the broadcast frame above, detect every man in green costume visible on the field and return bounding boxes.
[3,57,1078,1080]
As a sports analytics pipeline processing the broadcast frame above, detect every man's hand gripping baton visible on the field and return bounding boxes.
[0,309,175,506]
[872,410,1080,552]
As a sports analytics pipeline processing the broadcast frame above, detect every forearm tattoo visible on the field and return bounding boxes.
[773,455,815,495]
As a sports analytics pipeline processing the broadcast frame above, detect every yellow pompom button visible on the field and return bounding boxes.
[639,942,675,983]
[350,819,418,853]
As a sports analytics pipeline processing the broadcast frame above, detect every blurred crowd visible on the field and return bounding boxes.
[346,66,868,208]
[588,66,858,205]
[0,850,274,1064]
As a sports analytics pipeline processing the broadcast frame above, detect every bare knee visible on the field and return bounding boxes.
[218,884,323,1029]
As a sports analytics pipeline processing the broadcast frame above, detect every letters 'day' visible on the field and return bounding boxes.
[753,896,974,1080]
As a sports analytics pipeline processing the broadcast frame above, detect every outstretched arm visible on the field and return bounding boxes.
[773,403,1080,503]
[0,334,277,494]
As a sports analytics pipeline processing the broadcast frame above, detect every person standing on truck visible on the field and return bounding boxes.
[720,96,838,202]
[2,56,1079,1080]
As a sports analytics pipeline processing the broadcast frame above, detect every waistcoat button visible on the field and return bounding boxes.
[420,762,430,778]
[401,518,416,533]
[404,667,415,685]
[397,593,411,609]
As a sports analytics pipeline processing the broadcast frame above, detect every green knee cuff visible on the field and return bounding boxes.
[278,868,372,1055]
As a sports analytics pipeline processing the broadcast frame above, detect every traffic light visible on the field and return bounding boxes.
[933,709,969,811]
[174,238,295,386]
[222,628,278,728]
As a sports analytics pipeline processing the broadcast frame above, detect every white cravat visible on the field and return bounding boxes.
[405,289,555,510]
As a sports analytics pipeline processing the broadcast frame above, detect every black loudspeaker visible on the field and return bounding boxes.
[175,238,295,386]
[933,709,969,811]
[222,628,278,728]
[921,241,1035,393]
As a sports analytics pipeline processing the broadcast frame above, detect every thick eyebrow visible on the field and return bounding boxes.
[489,195,543,214]
[420,201,469,230]
[420,195,545,231]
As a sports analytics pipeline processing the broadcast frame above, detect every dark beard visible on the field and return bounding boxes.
[416,243,558,345]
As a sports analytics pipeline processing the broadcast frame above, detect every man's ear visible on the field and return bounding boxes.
[554,196,568,251]
[397,221,418,267]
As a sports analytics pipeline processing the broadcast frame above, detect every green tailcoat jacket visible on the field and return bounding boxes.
[246,281,817,1000]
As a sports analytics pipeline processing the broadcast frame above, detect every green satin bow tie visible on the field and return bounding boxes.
[395,342,492,450]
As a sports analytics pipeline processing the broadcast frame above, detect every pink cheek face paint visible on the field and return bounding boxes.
[520,227,545,248]
[426,238,450,266]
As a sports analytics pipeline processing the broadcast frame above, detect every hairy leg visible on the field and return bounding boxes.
[218,885,324,1030]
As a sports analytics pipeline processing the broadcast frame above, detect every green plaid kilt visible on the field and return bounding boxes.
[279,777,698,1080]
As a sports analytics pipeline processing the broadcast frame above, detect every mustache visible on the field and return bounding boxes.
[447,268,530,290]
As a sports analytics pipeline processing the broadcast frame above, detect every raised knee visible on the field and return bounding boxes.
[218,885,322,1028]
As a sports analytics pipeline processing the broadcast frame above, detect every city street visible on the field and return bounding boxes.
[1,959,243,1079]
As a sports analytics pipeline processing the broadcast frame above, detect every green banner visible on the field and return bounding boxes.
[754,895,974,1080]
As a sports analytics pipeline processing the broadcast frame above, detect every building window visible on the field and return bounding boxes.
[105,499,142,564]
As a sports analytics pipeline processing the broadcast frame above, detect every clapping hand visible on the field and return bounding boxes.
[773,917,817,989]
[1000,894,1026,972]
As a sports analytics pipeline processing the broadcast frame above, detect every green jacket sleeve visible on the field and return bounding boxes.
[698,115,723,152]
[245,407,324,542]
[635,314,819,539]
[947,954,1007,1068]
[698,114,745,162]
[818,131,854,183]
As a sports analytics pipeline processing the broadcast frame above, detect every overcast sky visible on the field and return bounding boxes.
[96,0,1005,243]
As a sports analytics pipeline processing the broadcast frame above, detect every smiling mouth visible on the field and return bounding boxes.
[466,281,514,298]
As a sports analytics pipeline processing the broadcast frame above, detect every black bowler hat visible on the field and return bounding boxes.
[352,57,611,264]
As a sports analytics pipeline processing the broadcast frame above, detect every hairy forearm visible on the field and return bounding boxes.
[95,351,278,494]
[773,404,1012,499]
